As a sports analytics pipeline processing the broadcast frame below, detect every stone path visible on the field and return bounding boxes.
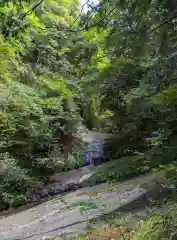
[0,173,158,240]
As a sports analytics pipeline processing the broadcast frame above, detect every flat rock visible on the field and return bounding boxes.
[0,175,154,240]
[30,166,97,200]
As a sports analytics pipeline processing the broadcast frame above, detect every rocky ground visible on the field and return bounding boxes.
[0,130,168,240]
[0,172,163,240]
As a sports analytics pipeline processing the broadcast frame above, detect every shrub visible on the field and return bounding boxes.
[164,164,177,184]
[70,142,87,169]
[132,214,177,240]
[132,216,164,240]
[82,156,150,186]
[0,153,34,208]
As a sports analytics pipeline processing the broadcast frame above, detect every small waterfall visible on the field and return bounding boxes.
[84,139,105,166]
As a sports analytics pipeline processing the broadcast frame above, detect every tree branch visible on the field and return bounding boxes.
[92,11,177,61]
[20,0,44,20]
[70,0,90,27]
[81,7,116,31]
[145,12,177,36]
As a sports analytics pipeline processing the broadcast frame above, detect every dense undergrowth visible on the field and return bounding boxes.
[77,205,177,240]
[82,156,148,186]
[0,0,86,208]
[82,155,177,187]
[1,1,177,240]
[0,0,177,217]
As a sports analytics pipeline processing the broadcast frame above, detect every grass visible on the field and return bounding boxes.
[77,201,177,240]
[82,156,151,186]
[78,225,129,240]
[81,154,177,187]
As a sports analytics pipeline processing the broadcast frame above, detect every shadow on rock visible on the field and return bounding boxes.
[96,184,176,222]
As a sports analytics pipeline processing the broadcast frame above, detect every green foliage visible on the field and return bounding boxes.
[69,142,87,169]
[164,164,177,185]
[132,216,164,240]
[0,153,34,207]
[82,156,150,186]
[0,0,177,210]
[132,214,177,240]
[77,0,177,184]
[0,0,82,208]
